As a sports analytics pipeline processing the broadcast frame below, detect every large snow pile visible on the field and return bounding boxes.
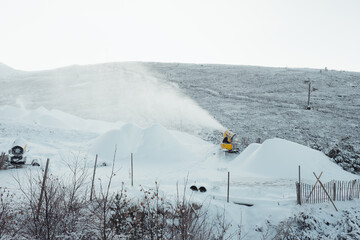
[229,138,357,181]
[90,123,212,174]
[0,105,216,185]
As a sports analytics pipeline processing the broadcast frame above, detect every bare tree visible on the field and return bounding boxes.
[13,158,93,240]
[87,145,119,240]
[0,187,20,239]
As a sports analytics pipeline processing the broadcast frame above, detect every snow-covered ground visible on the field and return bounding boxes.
[0,105,358,238]
[1,62,359,238]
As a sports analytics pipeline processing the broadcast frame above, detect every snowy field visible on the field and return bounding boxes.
[145,62,360,153]
[1,62,360,238]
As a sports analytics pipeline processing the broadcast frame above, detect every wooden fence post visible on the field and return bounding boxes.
[298,166,301,205]
[131,153,134,187]
[37,158,50,218]
[90,154,98,201]
[227,172,230,203]
[350,180,356,200]
[296,183,301,205]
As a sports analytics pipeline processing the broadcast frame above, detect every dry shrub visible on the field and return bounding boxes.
[3,153,235,240]
[108,182,234,240]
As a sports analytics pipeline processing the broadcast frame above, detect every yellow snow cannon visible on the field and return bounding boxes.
[220,130,240,153]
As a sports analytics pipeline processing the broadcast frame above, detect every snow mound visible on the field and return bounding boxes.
[0,105,26,119]
[90,123,143,160]
[0,105,124,133]
[25,107,72,129]
[141,125,182,152]
[90,123,195,167]
[0,105,72,129]
[230,138,356,181]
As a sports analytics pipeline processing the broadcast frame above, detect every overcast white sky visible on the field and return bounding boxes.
[1,0,359,71]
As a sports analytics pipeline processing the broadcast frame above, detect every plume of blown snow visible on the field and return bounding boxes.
[2,62,224,133]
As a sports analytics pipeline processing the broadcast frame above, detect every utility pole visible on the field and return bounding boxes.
[307,81,311,110]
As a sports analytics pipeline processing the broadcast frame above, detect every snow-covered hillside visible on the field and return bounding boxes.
[1,62,359,238]
[0,62,358,169]
[146,62,360,173]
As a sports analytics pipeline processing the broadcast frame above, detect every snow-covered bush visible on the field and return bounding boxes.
[108,190,131,237]
[0,187,19,239]
[11,161,94,240]
[266,207,360,240]
[325,141,360,174]
[309,137,360,175]
[108,183,235,239]
[4,162,235,239]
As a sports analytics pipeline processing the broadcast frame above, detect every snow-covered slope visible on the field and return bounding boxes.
[1,61,358,169]
[1,61,359,238]
[145,62,360,168]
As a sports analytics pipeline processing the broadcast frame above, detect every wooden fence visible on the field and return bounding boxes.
[296,179,360,205]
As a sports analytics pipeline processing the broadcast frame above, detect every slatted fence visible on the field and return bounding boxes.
[296,179,360,204]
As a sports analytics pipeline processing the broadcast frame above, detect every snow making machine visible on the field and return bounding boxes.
[9,144,26,164]
[220,130,240,153]
[0,139,40,169]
